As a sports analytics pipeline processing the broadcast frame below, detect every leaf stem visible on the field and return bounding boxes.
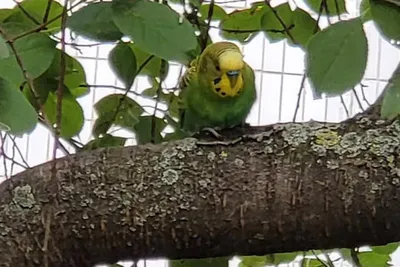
[0,26,69,155]
[263,0,297,44]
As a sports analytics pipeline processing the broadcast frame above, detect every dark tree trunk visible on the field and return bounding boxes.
[1,113,400,267]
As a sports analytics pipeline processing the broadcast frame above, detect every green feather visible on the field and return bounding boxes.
[177,41,257,135]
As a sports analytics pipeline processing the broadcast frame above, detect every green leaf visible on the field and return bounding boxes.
[0,35,9,58]
[261,4,319,47]
[239,256,268,267]
[219,7,265,43]
[43,91,84,138]
[381,70,400,120]
[0,78,37,135]
[0,32,57,86]
[109,42,137,89]
[141,86,158,97]
[199,4,227,20]
[0,21,33,39]
[93,94,144,136]
[133,115,167,144]
[305,18,368,95]
[290,8,320,47]
[82,134,126,150]
[129,43,169,78]
[370,0,400,42]
[339,248,353,263]
[358,251,390,266]
[67,2,123,42]
[43,49,88,97]
[22,77,56,110]
[5,0,64,33]
[303,0,347,16]
[168,95,181,118]
[112,0,197,63]
[261,3,293,42]
[372,242,399,255]
[265,252,298,264]
[0,9,13,22]
[360,0,372,22]
[170,257,229,267]
[299,258,325,267]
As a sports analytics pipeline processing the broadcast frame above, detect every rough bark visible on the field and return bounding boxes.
[1,110,400,266]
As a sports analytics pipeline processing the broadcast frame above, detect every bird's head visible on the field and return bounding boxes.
[199,42,245,97]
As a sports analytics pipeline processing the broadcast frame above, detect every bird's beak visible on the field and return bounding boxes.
[226,70,240,89]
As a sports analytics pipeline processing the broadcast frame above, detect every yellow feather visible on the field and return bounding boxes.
[219,50,244,71]
[213,73,244,97]
[180,42,246,98]
[213,49,245,97]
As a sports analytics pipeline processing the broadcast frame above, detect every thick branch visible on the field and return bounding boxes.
[1,115,400,266]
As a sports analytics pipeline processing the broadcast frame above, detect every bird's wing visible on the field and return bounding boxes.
[176,57,200,132]
[178,57,198,90]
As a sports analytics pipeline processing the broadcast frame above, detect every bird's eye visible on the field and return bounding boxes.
[216,65,220,71]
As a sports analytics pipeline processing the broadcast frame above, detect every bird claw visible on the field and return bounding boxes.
[202,127,223,139]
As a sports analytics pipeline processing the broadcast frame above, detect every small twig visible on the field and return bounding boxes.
[352,88,365,111]
[263,0,297,44]
[0,133,9,179]
[292,75,307,122]
[0,27,69,155]
[321,251,335,267]
[322,0,331,24]
[311,250,331,267]
[42,0,53,24]
[37,117,71,154]
[196,137,243,146]
[6,134,30,168]
[65,41,104,47]
[333,0,342,21]
[44,1,68,266]
[52,0,68,159]
[12,0,41,25]
[215,25,294,34]
[292,0,324,122]
[101,55,155,137]
[80,83,171,102]
[350,248,361,267]
[80,83,132,92]
[360,83,371,106]
[1,152,28,170]
[151,60,167,143]
[340,95,350,117]
[201,0,214,50]
[7,0,85,43]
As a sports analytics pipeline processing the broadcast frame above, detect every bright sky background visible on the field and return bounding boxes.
[0,0,399,266]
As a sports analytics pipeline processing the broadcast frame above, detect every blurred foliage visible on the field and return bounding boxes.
[0,0,399,266]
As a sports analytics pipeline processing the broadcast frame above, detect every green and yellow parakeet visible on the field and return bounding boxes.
[177,41,257,137]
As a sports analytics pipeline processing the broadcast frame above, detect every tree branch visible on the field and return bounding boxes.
[1,111,400,266]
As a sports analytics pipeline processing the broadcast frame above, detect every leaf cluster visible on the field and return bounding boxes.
[0,0,399,265]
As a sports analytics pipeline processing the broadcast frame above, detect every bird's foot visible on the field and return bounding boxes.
[202,127,223,139]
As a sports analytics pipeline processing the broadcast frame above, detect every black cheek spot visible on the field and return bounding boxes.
[215,87,221,92]
[216,66,220,71]
[213,78,221,84]
[221,92,226,96]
